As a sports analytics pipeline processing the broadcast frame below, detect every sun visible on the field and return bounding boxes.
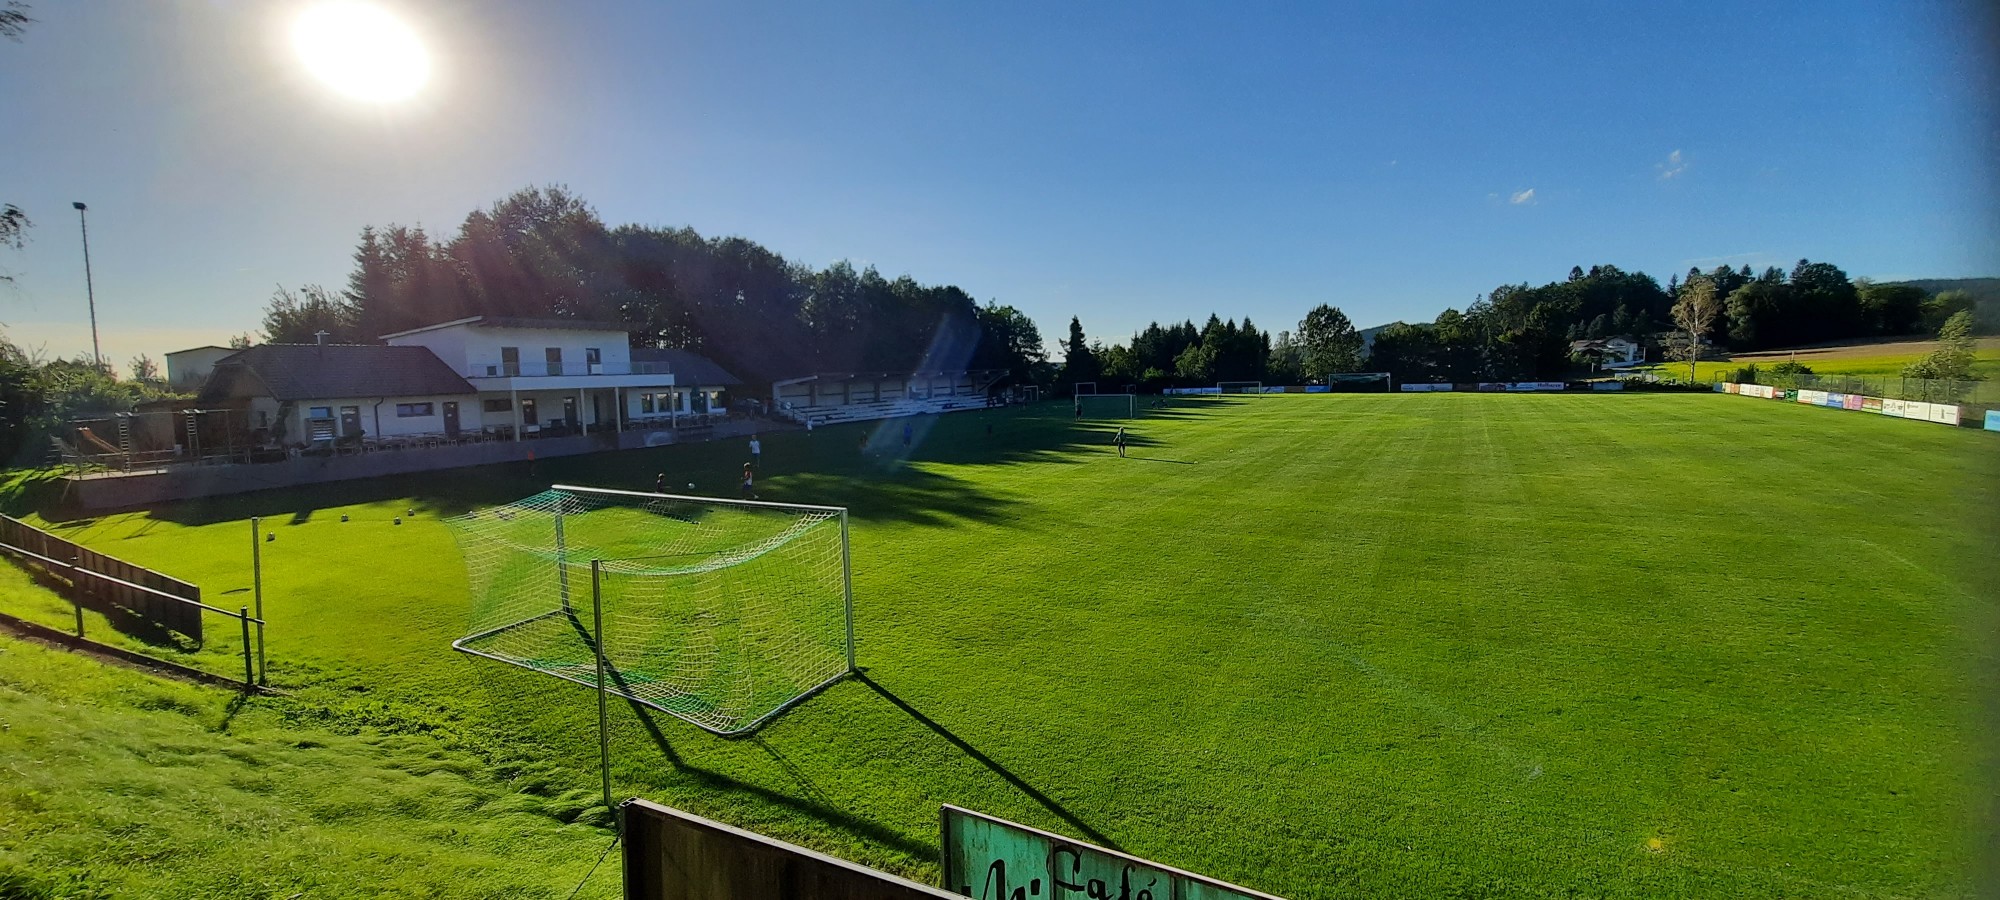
[292,3,430,103]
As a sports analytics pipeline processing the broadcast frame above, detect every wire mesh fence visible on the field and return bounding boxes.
[1748,372,1997,407]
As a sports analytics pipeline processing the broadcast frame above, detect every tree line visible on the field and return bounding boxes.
[1062,261,1993,389]
[261,186,1046,387]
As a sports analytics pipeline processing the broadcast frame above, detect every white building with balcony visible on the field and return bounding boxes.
[379,316,740,440]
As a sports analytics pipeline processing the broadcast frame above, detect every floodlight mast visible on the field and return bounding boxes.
[72,202,101,369]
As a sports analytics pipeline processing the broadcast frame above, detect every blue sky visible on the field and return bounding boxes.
[2,0,1994,371]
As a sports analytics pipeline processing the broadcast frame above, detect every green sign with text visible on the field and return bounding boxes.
[940,805,1286,900]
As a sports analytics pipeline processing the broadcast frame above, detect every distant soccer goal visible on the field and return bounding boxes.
[1073,382,1099,396]
[445,485,854,737]
[1076,393,1138,418]
[1323,372,1392,392]
[1216,381,1264,394]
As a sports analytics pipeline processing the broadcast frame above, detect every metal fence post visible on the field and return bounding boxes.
[72,597,83,637]
[251,516,266,685]
[591,559,612,815]
[239,607,253,688]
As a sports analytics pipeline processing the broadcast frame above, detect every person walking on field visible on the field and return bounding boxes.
[654,472,667,494]
[749,434,762,466]
[1113,426,1128,458]
[740,463,757,500]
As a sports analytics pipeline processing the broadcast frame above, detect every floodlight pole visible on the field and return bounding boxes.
[591,559,612,816]
[840,509,856,673]
[72,202,101,369]
[250,516,266,685]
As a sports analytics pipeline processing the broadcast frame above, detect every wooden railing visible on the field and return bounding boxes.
[0,516,265,687]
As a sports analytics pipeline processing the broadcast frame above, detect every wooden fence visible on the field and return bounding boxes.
[0,515,204,642]
[622,799,958,900]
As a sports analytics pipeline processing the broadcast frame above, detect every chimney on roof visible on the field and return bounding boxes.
[314,330,330,346]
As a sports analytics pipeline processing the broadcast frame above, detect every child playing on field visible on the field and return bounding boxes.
[740,463,757,500]
[1113,426,1128,457]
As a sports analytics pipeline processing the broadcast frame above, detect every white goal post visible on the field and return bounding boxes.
[1076,393,1139,417]
[445,485,855,738]
[1216,381,1264,394]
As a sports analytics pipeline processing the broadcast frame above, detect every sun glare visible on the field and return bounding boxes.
[292,3,430,103]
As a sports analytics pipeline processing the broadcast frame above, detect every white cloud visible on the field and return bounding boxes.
[1657,149,1688,180]
[1509,188,1536,205]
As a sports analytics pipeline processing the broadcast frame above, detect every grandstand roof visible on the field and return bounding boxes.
[629,348,743,385]
[772,369,1006,387]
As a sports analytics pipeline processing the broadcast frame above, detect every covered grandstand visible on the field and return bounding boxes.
[773,369,1006,426]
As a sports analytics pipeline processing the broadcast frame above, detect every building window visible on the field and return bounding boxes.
[586,347,601,371]
[395,403,435,418]
[500,346,520,376]
[641,393,656,414]
[545,347,563,376]
[482,398,511,413]
[308,406,332,419]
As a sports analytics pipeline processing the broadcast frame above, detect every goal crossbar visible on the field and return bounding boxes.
[448,486,856,738]
[552,484,847,515]
[1076,393,1139,417]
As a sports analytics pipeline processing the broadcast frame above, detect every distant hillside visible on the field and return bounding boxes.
[1880,277,2000,302]
[1358,322,1402,352]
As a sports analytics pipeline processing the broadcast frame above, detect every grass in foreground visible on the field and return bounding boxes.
[8,394,1998,898]
[0,629,621,899]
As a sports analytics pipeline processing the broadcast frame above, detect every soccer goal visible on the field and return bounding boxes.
[1076,393,1138,418]
[1323,372,1392,392]
[1073,382,1099,396]
[445,485,853,737]
[1216,381,1264,394]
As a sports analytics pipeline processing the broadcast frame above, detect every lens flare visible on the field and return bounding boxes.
[293,3,430,102]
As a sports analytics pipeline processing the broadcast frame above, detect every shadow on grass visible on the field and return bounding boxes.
[612,685,940,862]
[34,399,1252,530]
[856,671,1122,851]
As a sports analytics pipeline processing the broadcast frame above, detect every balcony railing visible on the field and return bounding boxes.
[466,361,675,378]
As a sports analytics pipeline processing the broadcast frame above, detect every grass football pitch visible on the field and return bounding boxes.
[7,393,1996,898]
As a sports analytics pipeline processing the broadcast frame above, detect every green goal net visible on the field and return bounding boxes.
[446,485,853,736]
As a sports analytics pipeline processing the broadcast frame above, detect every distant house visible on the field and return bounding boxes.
[382,316,734,437]
[197,343,478,444]
[187,318,745,449]
[165,345,236,390]
[1568,337,1644,368]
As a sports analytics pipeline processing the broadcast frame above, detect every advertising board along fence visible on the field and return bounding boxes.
[1713,382,1973,430]
[0,515,265,687]
[621,799,958,900]
[941,805,1287,900]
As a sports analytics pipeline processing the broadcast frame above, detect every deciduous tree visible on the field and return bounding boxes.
[1297,304,1363,378]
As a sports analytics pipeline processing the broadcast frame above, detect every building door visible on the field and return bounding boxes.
[339,406,361,439]
[562,396,577,431]
[591,393,605,430]
[442,401,460,438]
[520,398,539,426]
